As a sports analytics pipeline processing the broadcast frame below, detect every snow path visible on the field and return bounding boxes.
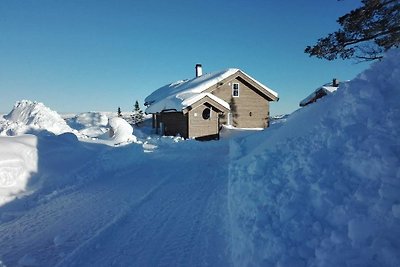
[0,141,232,266]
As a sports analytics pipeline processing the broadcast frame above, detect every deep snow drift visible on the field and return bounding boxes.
[0,50,399,267]
[0,101,139,145]
[0,100,75,136]
[228,49,400,267]
[0,135,38,206]
[107,117,137,144]
[65,112,109,137]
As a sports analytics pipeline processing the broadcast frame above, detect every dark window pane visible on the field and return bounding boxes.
[202,108,211,120]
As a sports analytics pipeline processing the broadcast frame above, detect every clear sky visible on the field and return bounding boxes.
[0,0,370,115]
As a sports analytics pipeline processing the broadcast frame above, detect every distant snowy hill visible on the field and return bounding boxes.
[0,50,399,267]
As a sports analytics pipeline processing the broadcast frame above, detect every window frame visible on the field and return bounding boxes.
[232,83,240,97]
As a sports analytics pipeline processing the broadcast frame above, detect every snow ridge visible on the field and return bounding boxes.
[228,49,400,267]
[1,100,74,136]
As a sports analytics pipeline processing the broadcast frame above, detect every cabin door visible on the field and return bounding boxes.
[159,122,165,135]
[227,112,232,126]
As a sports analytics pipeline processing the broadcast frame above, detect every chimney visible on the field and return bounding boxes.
[332,78,339,87]
[195,64,203,77]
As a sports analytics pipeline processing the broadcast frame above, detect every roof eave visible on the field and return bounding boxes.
[236,70,279,101]
[182,95,230,115]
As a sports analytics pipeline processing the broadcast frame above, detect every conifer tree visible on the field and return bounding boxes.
[305,0,400,61]
[131,100,144,125]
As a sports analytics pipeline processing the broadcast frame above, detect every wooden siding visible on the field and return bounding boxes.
[209,76,270,128]
[188,103,220,139]
[158,112,188,138]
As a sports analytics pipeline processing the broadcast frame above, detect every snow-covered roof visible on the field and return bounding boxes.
[145,68,278,114]
[183,92,230,111]
[299,83,339,107]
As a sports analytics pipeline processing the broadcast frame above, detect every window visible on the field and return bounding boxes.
[232,83,240,97]
[202,108,211,120]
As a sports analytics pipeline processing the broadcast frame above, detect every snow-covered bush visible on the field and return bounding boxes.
[108,117,137,145]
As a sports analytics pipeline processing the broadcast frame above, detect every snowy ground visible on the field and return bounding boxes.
[0,137,233,266]
[0,49,399,267]
[0,103,247,267]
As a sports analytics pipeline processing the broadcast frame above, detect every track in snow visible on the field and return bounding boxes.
[0,141,232,266]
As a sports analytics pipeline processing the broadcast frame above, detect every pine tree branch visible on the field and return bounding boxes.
[305,0,400,61]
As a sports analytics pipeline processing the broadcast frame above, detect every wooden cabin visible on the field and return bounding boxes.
[299,79,340,107]
[145,64,279,139]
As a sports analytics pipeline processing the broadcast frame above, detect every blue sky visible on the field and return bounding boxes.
[0,0,369,115]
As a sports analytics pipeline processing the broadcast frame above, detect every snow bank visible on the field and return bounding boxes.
[65,112,109,137]
[108,117,137,145]
[228,49,400,267]
[0,100,74,136]
[0,135,38,206]
[0,131,123,209]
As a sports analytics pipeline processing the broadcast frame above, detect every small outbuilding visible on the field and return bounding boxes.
[144,64,279,139]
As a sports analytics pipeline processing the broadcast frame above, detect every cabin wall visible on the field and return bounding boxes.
[210,77,270,128]
[188,104,219,139]
[157,112,188,138]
